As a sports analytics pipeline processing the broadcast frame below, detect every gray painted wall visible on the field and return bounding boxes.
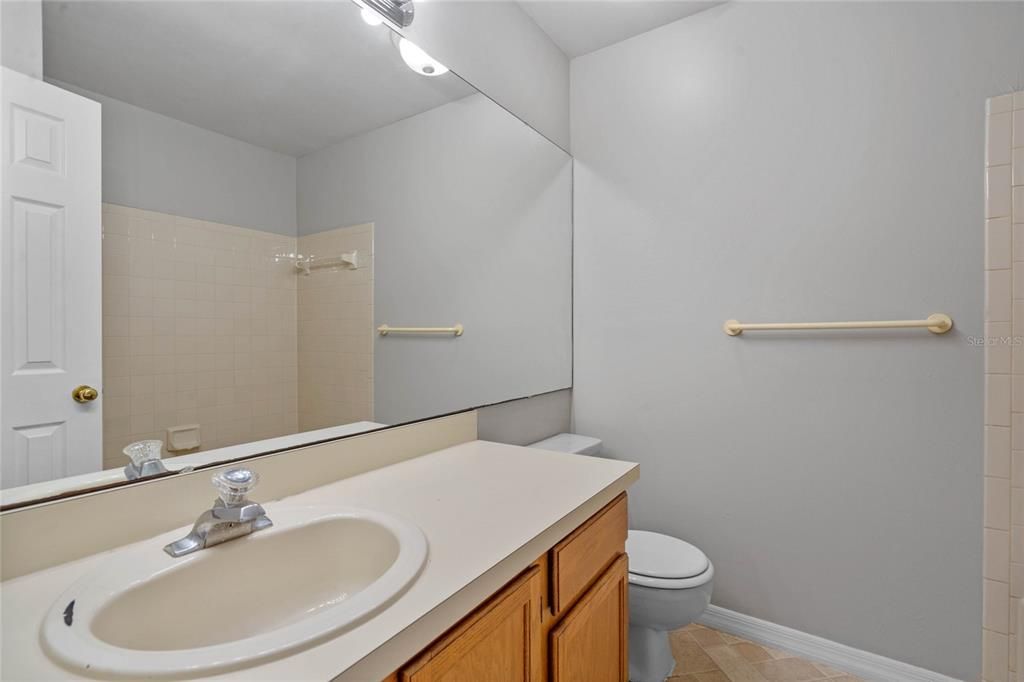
[570,3,1024,677]
[1,0,42,79]
[401,1,570,151]
[297,94,572,425]
[50,80,297,235]
[477,390,572,446]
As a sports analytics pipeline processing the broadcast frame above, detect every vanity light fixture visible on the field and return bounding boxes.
[360,7,384,26]
[398,38,449,77]
[352,0,446,78]
[352,0,414,30]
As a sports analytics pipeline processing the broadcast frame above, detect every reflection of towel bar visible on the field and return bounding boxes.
[723,313,953,336]
[377,324,464,337]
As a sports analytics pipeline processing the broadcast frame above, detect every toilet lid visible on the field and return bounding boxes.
[627,530,709,579]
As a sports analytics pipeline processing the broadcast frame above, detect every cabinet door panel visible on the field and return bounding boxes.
[550,554,628,682]
[401,566,543,682]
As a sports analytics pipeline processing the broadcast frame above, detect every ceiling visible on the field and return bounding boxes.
[42,1,474,156]
[520,1,722,58]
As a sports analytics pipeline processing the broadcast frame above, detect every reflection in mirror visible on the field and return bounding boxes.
[0,1,571,506]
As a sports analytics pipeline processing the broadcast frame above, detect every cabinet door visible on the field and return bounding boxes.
[401,566,543,682]
[549,554,628,682]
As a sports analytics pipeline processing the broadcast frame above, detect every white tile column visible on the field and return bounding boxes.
[985,90,1024,682]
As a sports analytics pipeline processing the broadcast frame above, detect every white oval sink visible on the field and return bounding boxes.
[41,506,427,678]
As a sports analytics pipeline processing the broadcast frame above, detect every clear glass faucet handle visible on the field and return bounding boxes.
[212,468,259,506]
[123,440,164,467]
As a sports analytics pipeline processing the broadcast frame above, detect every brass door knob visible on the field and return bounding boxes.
[71,385,99,403]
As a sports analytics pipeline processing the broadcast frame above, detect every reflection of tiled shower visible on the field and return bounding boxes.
[100,205,373,469]
[297,224,374,431]
[983,91,1024,682]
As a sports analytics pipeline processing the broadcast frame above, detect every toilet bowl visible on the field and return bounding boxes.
[528,433,714,682]
[627,530,713,682]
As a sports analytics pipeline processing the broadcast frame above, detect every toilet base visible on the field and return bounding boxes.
[628,624,675,682]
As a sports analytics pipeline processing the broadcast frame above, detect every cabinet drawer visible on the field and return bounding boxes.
[550,493,627,615]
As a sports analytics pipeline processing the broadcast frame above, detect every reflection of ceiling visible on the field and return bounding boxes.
[520,1,723,58]
[42,1,475,156]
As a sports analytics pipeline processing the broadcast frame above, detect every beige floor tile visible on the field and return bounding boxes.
[761,645,791,660]
[731,642,774,663]
[672,629,697,644]
[691,628,729,647]
[703,645,770,682]
[809,661,848,677]
[754,658,826,681]
[695,672,731,682]
[669,628,702,656]
[672,641,720,674]
[668,625,865,682]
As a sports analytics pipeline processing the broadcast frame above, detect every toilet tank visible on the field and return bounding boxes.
[528,433,603,456]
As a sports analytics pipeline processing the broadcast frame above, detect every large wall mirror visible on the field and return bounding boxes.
[0,0,572,507]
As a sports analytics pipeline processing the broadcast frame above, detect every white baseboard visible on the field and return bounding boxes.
[697,605,962,682]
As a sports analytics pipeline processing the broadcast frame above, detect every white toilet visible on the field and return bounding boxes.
[529,433,714,682]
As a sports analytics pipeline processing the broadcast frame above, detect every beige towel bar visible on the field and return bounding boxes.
[377,324,464,337]
[723,313,952,336]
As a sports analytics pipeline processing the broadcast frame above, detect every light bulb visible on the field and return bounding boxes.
[360,7,384,25]
[398,38,449,77]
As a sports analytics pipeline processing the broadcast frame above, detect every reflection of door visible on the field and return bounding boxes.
[1,68,102,488]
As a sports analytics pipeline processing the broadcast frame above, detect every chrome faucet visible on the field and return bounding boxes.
[123,440,170,480]
[163,468,273,558]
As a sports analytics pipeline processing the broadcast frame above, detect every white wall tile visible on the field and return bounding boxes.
[990,322,1014,374]
[988,476,1012,530]
[1014,489,1024,526]
[991,165,1014,218]
[989,375,1012,426]
[987,579,1012,634]
[102,204,300,465]
[991,113,1014,167]
[990,218,1013,269]
[1014,526,1024,565]
[989,269,1013,321]
[989,426,1013,478]
[988,529,1011,582]
[991,94,1014,115]
[1005,91,1024,680]
[1007,450,1021,486]
[295,223,375,432]
[1014,375,1024,414]
[985,628,1010,682]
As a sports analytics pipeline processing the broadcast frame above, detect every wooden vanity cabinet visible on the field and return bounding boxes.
[549,554,629,682]
[399,566,544,682]
[389,493,628,682]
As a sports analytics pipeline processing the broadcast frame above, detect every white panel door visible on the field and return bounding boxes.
[1,67,102,489]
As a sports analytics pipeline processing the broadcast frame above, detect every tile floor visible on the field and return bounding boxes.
[668,624,864,681]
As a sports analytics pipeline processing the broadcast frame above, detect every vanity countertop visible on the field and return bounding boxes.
[0,440,638,681]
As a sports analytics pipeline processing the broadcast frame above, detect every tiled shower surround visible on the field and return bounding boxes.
[984,90,1024,682]
[100,204,373,470]
[297,224,374,432]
